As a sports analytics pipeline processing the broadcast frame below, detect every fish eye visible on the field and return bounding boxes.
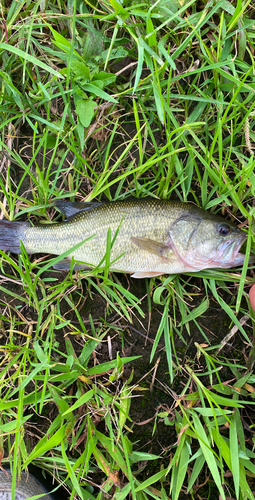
[218,224,231,236]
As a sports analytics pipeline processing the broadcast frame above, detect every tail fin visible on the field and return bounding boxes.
[0,220,28,254]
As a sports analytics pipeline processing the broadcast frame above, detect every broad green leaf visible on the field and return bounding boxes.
[135,469,168,492]
[76,99,96,127]
[220,0,236,14]
[152,80,164,125]
[108,0,129,19]
[130,452,160,462]
[158,40,176,70]
[82,83,118,103]
[61,441,96,500]
[71,60,90,84]
[0,43,63,79]
[133,39,144,93]
[194,408,232,416]
[24,426,67,464]
[230,413,240,499]
[62,389,94,416]
[146,16,157,47]
[187,454,205,492]
[181,298,209,324]
[173,441,190,500]
[93,71,116,87]
[95,430,128,476]
[193,415,225,499]
[0,415,32,432]
[83,28,104,60]
[212,429,254,499]
[86,356,140,376]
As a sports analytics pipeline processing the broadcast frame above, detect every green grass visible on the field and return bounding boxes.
[0,0,255,499]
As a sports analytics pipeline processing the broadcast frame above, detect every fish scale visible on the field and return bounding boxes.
[0,198,251,277]
[22,199,196,274]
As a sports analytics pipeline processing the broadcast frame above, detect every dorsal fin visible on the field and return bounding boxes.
[54,200,102,218]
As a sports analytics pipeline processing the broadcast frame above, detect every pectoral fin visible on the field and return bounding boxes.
[131,236,170,259]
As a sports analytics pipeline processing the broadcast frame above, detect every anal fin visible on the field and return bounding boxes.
[131,271,163,278]
[53,258,90,271]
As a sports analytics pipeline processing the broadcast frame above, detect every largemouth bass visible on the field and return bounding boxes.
[0,469,52,499]
[0,198,252,278]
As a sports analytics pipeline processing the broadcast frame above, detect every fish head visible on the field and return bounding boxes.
[168,212,247,270]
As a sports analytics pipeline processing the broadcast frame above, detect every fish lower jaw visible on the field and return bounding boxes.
[232,252,255,267]
[203,254,246,269]
[219,235,247,263]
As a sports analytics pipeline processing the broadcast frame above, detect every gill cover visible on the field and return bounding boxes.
[168,214,245,269]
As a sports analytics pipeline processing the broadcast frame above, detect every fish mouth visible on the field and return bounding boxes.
[219,233,247,266]
[167,231,253,271]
